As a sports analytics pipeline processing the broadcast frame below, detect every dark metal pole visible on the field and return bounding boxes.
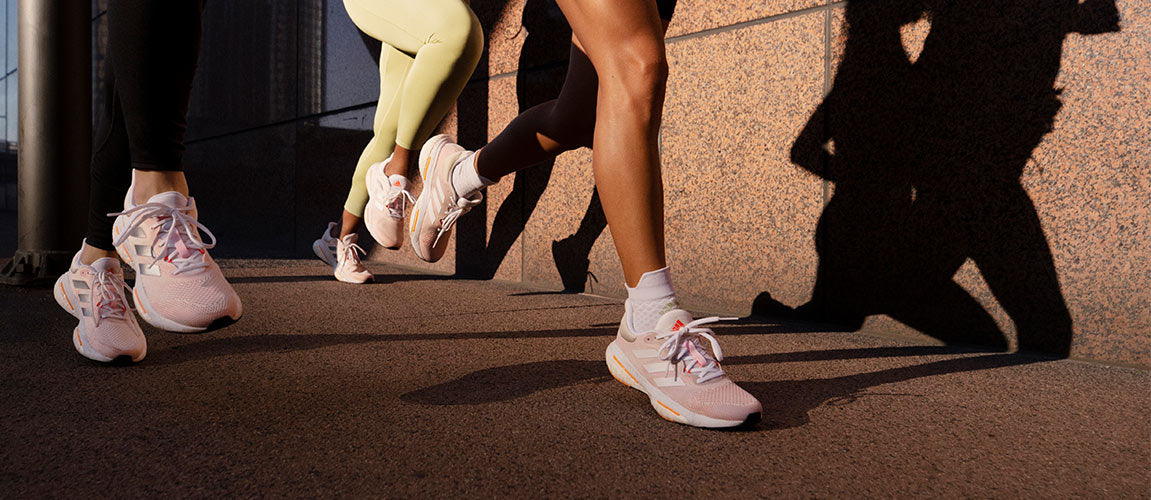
[1,1,91,285]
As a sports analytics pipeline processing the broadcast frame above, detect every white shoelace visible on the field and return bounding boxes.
[383,185,417,219]
[110,202,217,275]
[91,270,130,327]
[340,240,367,268]
[432,195,481,248]
[656,316,737,383]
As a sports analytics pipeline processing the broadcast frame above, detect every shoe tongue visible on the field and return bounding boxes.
[655,309,694,333]
[89,257,121,274]
[341,233,358,244]
[387,174,409,190]
[146,191,189,208]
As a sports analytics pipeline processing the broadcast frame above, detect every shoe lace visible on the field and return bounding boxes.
[91,270,130,328]
[110,202,217,275]
[656,316,737,384]
[340,240,367,267]
[432,195,480,248]
[383,184,416,219]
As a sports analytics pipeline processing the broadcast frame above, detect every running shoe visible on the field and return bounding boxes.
[365,156,415,250]
[333,233,373,284]
[54,247,146,363]
[409,135,482,262]
[110,189,242,333]
[313,221,339,266]
[605,306,762,428]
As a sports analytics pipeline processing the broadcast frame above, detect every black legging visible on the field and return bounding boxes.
[86,0,205,251]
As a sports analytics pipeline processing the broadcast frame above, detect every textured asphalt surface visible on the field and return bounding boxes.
[1,259,1148,497]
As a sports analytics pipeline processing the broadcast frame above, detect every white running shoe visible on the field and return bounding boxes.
[333,233,373,284]
[54,247,146,363]
[313,221,339,266]
[110,187,242,332]
[605,305,762,428]
[409,135,482,263]
[365,156,416,250]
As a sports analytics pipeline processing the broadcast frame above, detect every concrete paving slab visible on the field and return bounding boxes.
[1,260,1147,497]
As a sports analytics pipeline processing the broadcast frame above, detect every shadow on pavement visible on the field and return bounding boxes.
[148,320,830,366]
[401,347,1052,431]
[743,352,1049,430]
[226,273,455,285]
[147,328,618,366]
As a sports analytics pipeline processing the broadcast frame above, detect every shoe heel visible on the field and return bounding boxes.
[418,135,449,180]
[312,239,334,267]
[112,216,133,267]
[54,275,79,317]
[605,342,644,392]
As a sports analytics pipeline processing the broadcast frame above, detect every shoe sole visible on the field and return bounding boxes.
[333,266,373,284]
[131,284,242,333]
[364,163,403,250]
[409,134,452,263]
[113,215,243,333]
[605,340,753,428]
[54,274,146,363]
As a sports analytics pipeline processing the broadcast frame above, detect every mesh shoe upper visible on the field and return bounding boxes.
[112,190,241,329]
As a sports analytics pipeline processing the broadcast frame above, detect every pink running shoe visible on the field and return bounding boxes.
[408,135,482,263]
[365,156,415,250]
[606,306,762,428]
[110,189,242,333]
[54,247,146,363]
[333,233,373,284]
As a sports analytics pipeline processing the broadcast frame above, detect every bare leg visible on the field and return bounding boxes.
[339,145,414,239]
[554,0,668,286]
[339,210,360,239]
[80,244,120,265]
[385,145,413,177]
[474,5,669,286]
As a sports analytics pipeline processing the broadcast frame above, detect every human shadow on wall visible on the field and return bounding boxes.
[753,0,1121,358]
[455,0,607,291]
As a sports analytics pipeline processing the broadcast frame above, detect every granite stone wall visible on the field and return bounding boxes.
[91,1,1149,366]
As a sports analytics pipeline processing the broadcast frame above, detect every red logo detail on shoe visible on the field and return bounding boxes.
[672,320,685,331]
[393,181,402,187]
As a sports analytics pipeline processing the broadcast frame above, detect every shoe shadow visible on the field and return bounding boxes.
[400,345,1052,431]
[401,359,611,405]
[742,352,1049,430]
[226,275,334,284]
[224,273,454,285]
[146,327,620,366]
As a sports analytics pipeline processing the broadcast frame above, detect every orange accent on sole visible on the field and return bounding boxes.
[120,244,134,263]
[409,208,420,233]
[75,329,82,347]
[134,289,148,317]
[612,355,639,384]
[656,400,681,416]
[60,283,74,311]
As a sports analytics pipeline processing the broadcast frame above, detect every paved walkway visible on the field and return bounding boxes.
[1,260,1147,497]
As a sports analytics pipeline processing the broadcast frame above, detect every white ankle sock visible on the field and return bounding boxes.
[626,267,679,333]
[450,152,494,198]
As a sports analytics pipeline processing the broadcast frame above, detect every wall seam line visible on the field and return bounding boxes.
[665,4,832,44]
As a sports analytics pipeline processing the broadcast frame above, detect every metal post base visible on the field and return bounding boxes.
[0,250,73,286]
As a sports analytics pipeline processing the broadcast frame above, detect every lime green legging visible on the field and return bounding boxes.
[342,0,484,216]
